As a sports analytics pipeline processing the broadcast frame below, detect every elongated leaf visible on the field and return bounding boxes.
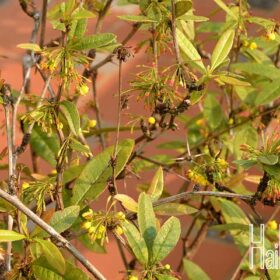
[123,221,149,265]
[258,154,279,166]
[39,206,80,236]
[203,92,226,130]
[154,203,198,216]
[147,167,163,201]
[118,15,157,23]
[64,261,91,280]
[210,29,235,72]
[114,194,138,212]
[72,33,116,50]
[214,0,238,20]
[33,265,64,280]
[138,193,157,257]
[35,238,66,275]
[217,75,250,87]
[71,139,134,206]
[152,217,181,263]
[210,223,249,231]
[175,1,192,18]
[176,28,206,73]
[255,80,280,105]
[0,230,26,242]
[183,259,210,280]
[30,126,59,167]
[17,43,42,52]
[60,100,80,136]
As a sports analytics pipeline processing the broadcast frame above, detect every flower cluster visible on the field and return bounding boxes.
[187,169,209,187]
[81,209,126,245]
[262,178,280,203]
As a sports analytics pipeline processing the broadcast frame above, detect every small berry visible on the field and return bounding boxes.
[128,276,138,280]
[267,220,278,230]
[50,169,57,175]
[249,42,257,50]
[148,116,156,125]
[88,119,97,128]
[22,182,30,190]
[228,118,234,125]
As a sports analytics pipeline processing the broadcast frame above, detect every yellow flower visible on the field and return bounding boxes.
[267,220,278,230]
[80,84,89,96]
[249,42,257,50]
[50,169,57,175]
[57,122,63,130]
[115,226,124,236]
[115,211,126,220]
[82,221,92,230]
[267,32,276,41]
[196,119,204,126]
[128,276,138,280]
[98,225,106,234]
[228,118,234,125]
[164,264,171,270]
[88,119,97,128]
[216,158,228,169]
[148,116,156,125]
[82,209,93,219]
[22,182,30,190]
[88,226,96,234]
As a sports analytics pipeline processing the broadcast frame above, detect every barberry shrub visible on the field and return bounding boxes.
[0,0,280,279]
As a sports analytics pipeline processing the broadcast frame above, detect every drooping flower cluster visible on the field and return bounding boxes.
[262,178,280,203]
[81,209,126,245]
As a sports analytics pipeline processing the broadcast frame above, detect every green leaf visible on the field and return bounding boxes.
[258,154,279,166]
[151,217,181,263]
[49,206,80,234]
[154,203,198,216]
[176,28,206,73]
[71,33,116,50]
[217,75,250,87]
[263,164,280,181]
[210,29,235,72]
[231,62,280,80]
[203,93,226,130]
[0,230,26,242]
[139,0,151,14]
[123,221,149,265]
[213,0,238,20]
[72,7,95,19]
[233,159,257,170]
[59,100,80,136]
[138,193,157,257]
[175,1,192,18]
[218,198,249,225]
[17,43,42,52]
[147,167,164,201]
[233,125,258,159]
[71,139,134,206]
[183,259,211,280]
[64,261,91,280]
[255,80,280,105]
[118,15,157,23]
[30,126,59,167]
[210,223,249,231]
[114,194,138,212]
[33,265,64,280]
[35,238,66,275]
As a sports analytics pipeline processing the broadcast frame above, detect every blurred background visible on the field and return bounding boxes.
[1,0,280,279]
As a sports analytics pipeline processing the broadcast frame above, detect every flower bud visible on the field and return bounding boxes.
[148,116,156,125]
